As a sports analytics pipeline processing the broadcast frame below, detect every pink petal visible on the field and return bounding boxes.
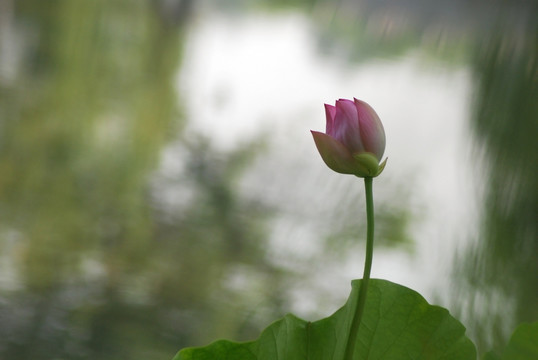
[324,104,336,136]
[354,98,386,160]
[333,99,364,153]
[311,131,367,175]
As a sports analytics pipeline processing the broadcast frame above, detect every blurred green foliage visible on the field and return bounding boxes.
[0,1,285,359]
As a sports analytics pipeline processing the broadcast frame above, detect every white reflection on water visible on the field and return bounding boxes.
[174,10,481,317]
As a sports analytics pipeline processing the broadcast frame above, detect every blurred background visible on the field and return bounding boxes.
[0,0,536,359]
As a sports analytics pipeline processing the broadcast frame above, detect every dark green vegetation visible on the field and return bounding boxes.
[456,19,538,355]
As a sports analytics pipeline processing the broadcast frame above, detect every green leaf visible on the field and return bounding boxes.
[173,279,476,360]
[500,322,538,360]
[482,351,501,360]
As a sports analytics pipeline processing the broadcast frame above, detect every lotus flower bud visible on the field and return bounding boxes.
[311,98,387,177]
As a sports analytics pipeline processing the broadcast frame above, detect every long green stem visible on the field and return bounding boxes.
[344,177,375,360]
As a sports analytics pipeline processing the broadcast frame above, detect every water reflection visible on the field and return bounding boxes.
[0,0,536,359]
[178,3,474,314]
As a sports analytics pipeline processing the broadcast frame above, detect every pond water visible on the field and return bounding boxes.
[176,8,478,309]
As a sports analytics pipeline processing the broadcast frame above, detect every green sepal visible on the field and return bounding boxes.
[375,157,388,176]
[352,152,383,177]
